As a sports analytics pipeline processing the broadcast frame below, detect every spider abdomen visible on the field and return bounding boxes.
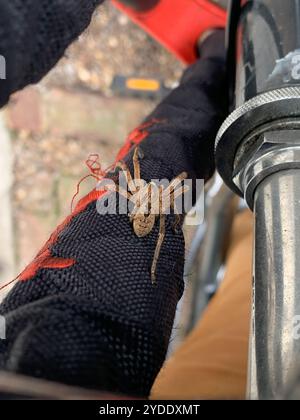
[133,214,156,237]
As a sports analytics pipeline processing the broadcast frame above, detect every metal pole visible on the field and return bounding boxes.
[216,0,300,399]
[186,183,238,333]
[248,169,300,399]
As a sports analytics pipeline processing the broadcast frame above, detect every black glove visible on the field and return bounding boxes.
[0,0,104,108]
[0,30,227,397]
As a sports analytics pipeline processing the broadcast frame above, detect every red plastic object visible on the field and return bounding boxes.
[112,0,227,64]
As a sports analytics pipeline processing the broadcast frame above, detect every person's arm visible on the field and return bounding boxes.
[0,31,227,397]
[0,0,104,107]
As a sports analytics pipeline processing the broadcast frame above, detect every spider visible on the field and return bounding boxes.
[104,147,189,284]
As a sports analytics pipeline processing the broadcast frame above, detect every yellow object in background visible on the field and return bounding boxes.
[126,78,161,91]
[111,75,169,99]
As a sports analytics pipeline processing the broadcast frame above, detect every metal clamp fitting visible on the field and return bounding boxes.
[233,130,300,209]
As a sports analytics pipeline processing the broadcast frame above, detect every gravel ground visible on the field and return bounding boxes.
[44,2,184,94]
[6,1,185,275]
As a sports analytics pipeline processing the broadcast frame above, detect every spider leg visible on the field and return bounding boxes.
[141,182,159,216]
[102,183,131,200]
[157,173,188,214]
[130,183,151,218]
[163,172,188,198]
[170,187,181,233]
[166,184,189,233]
[171,185,190,204]
[172,205,183,233]
[151,213,166,285]
[115,161,131,180]
[132,147,147,215]
[115,161,138,195]
[133,147,141,182]
[159,184,190,216]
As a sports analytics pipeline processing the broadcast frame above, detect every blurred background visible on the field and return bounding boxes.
[0,2,185,298]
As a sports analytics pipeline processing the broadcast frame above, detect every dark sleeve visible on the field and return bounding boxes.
[0,0,104,107]
[0,35,227,397]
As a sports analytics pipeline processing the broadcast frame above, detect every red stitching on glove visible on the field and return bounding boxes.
[116,119,162,161]
[0,119,163,290]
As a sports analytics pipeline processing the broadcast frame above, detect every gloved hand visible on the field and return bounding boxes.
[0,0,104,108]
[0,30,228,397]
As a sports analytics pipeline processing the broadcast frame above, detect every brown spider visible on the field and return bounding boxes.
[104,147,189,284]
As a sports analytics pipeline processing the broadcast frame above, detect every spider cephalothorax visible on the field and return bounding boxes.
[105,147,189,284]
